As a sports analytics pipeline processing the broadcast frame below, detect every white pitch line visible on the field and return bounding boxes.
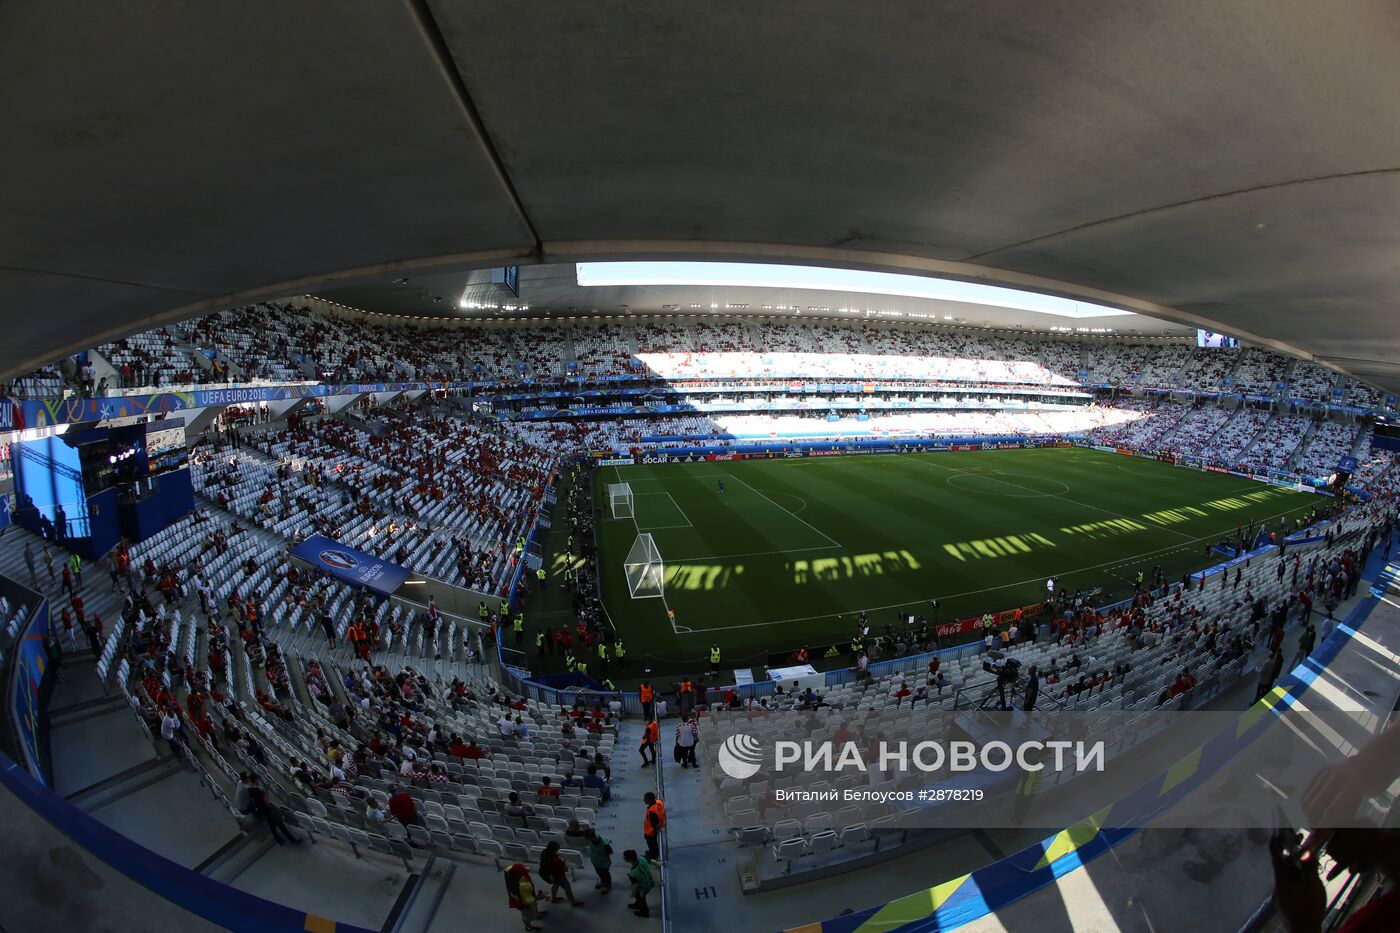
[632,490,695,529]
[665,544,842,562]
[911,456,1198,542]
[725,472,841,547]
[687,499,1321,633]
[664,490,694,527]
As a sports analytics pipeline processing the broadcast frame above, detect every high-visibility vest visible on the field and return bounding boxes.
[709,646,721,664]
[513,616,524,633]
[564,653,576,671]
[639,684,653,702]
[602,679,617,691]
[645,799,667,832]
[479,603,488,619]
[537,568,546,580]
[576,660,588,676]
[643,721,659,744]
[597,643,608,659]
[614,641,625,659]
[534,632,544,648]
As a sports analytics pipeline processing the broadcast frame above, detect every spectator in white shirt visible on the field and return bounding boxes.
[160,710,182,752]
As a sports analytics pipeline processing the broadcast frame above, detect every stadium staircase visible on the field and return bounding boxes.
[1152,405,1196,447]
[173,336,212,378]
[1223,347,1246,387]
[1165,350,1192,388]
[1236,410,1278,463]
[1347,422,1370,459]
[84,347,123,391]
[560,329,579,371]
[1288,417,1321,470]
[183,335,234,380]
[1205,405,1246,449]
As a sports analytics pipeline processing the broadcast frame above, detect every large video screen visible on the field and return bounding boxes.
[1373,418,1400,453]
[13,436,92,540]
[146,420,188,476]
[1196,329,1239,349]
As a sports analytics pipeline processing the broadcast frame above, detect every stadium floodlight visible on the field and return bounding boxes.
[624,533,665,599]
[610,482,634,519]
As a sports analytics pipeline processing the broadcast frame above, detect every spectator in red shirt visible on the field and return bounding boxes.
[388,786,419,827]
[537,776,560,801]
[892,682,912,708]
[1170,669,1197,699]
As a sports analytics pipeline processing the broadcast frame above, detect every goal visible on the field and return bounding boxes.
[609,482,634,519]
[624,533,665,599]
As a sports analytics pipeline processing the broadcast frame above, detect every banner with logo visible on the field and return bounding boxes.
[289,534,410,597]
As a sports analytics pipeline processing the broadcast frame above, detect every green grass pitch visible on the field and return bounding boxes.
[591,448,1319,668]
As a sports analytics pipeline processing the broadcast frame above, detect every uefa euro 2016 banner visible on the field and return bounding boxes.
[1,381,478,430]
[289,534,410,597]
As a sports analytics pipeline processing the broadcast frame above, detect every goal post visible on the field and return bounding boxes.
[610,482,634,519]
[624,533,665,599]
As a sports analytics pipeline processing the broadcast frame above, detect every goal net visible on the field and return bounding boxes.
[609,482,634,519]
[624,533,665,599]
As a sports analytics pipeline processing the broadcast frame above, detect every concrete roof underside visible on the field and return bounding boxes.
[5,0,1399,391]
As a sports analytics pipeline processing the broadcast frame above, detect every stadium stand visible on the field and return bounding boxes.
[9,303,1396,419]
[3,301,1397,933]
[1289,360,1340,401]
[1231,346,1287,396]
[1294,420,1363,481]
[100,329,214,388]
[2,362,65,400]
[1211,408,1270,464]
[1160,405,1231,458]
[1239,413,1312,473]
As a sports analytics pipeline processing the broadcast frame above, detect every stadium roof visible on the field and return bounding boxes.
[313,262,1175,337]
[5,2,1399,391]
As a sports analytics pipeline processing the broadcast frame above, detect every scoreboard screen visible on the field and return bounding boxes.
[1374,418,1400,453]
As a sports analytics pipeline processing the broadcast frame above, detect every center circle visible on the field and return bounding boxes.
[945,472,1070,497]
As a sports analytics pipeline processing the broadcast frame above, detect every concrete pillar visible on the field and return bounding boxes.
[180,407,220,439]
[323,393,364,415]
[265,398,309,422]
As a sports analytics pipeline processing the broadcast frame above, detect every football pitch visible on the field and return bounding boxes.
[592,448,1320,668]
